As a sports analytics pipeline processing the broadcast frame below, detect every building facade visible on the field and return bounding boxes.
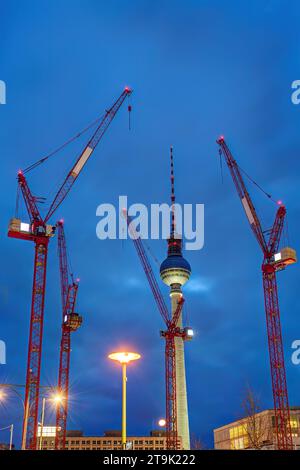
[41,430,182,451]
[214,408,300,450]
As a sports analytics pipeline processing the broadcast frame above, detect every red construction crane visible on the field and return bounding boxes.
[217,136,297,450]
[55,220,82,450]
[8,87,132,449]
[124,210,193,449]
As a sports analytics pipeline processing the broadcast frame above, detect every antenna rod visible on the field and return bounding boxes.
[170,146,175,236]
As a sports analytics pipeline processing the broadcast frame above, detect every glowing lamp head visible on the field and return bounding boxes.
[0,390,6,401]
[158,418,166,427]
[184,327,194,340]
[108,351,141,364]
[277,200,283,206]
[218,135,225,143]
[124,86,132,94]
[51,393,64,404]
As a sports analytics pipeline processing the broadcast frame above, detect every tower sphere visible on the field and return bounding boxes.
[160,252,191,286]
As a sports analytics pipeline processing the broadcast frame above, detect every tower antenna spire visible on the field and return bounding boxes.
[170,146,176,237]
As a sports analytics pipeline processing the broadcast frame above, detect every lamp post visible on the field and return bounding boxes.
[0,384,27,449]
[0,384,56,450]
[9,424,13,450]
[38,393,64,450]
[108,352,141,450]
[0,424,14,450]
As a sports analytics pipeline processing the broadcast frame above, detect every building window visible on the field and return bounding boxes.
[229,424,249,450]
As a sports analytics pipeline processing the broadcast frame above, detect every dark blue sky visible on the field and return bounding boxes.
[0,0,299,448]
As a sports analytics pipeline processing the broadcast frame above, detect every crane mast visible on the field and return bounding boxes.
[8,88,132,449]
[8,172,54,449]
[55,221,82,450]
[217,136,296,450]
[124,211,187,450]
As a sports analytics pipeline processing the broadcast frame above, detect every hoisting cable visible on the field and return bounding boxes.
[144,241,160,267]
[218,147,276,203]
[183,301,189,329]
[218,148,223,184]
[15,183,20,218]
[128,95,132,131]
[64,231,75,285]
[23,114,105,174]
[237,164,276,203]
[283,214,290,246]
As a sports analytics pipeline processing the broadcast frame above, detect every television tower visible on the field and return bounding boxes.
[160,147,191,450]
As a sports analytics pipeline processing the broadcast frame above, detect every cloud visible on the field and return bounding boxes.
[124,276,146,289]
[185,276,214,293]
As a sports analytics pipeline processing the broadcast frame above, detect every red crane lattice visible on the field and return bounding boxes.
[124,210,185,450]
[55,221,81,450]
[217,136,293,450]
[8,88,132,449]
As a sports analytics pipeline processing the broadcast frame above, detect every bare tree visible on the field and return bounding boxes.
[240,386,272,449]
[190,433,206,450]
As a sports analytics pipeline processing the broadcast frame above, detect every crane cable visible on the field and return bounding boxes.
[237,164,276,202]
[218,148,276,203]
[144,241,160,267]
[23,114,105,174]
[218,149,224,184]
[15,183,20,218]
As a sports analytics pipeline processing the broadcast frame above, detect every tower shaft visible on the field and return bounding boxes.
[171,287,190,450]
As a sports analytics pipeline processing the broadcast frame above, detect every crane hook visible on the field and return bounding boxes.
[128,104,132,131]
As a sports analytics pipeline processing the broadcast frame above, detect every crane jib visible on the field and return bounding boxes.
[71,146,93,177]
[241,197,256,225]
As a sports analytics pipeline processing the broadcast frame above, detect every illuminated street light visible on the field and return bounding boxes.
[1,383,50,450]
[158,418,166,428]
[0,383,54,450]
[51,393,64,405]
[108,351,141,450]
[38,392,64,450]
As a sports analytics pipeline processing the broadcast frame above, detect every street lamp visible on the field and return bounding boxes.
[0,383,54,450]
[108,351,141,450]
[0,390,13,450]
[0,384,27,449]
[38,393,64,450]
[158,418,166,428]
[0,424,14,450]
